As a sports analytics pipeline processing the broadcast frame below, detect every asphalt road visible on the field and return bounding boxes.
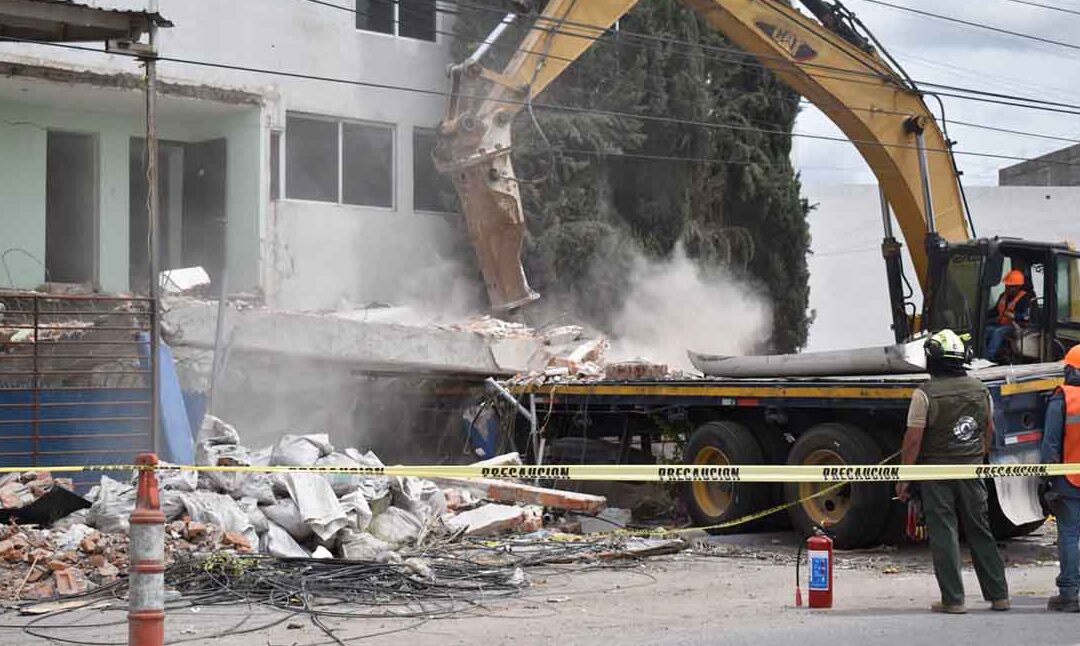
[4,530,1078,646]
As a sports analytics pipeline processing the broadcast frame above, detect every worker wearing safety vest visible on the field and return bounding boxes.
[897,329,1010,613]
[1040,344,1080,612]
[984,269,1033,360]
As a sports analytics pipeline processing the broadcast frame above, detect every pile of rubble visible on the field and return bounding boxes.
[449,316,678,383]
[0,472,75,511]
[0,415,611,601]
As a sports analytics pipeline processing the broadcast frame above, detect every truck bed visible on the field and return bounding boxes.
[513,362,1063,408]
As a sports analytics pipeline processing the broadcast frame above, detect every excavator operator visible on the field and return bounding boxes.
[984,269,1033,360]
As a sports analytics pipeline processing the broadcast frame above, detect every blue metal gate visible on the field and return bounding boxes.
[0,292,153,489]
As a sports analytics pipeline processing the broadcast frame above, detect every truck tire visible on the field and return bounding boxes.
[987,478,1047,539]
[682,421,767,532]
[784,423,890,549]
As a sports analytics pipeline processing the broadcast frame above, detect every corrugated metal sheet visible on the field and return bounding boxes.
[0,0,170,43]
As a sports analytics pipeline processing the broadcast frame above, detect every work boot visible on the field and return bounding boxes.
[1047,595,1080,612]
[930,601,967,614]
[990,598,1011,611]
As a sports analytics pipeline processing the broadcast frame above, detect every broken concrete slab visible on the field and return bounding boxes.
[435,478,606,515]
[445,504,525,536]
[162,297,543,376]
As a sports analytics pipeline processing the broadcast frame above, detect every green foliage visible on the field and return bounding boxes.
[452,0,811,351]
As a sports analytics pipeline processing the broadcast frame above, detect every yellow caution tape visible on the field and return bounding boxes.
[0,462,1065,482]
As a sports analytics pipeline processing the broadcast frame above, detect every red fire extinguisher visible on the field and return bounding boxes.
[796,527,833,609]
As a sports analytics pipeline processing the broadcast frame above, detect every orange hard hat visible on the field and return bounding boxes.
[1066,344,1080,369]
[1004,269,1025,287]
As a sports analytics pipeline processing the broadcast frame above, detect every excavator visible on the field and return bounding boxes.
[436,0,1080,547]
[436,0,1080,364]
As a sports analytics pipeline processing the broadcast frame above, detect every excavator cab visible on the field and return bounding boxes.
[925,238,1080,363]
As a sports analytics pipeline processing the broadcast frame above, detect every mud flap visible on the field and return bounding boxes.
[990,448,1044,526]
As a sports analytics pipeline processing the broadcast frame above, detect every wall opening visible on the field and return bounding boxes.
[129,137,227,291]
[46,131,97,285]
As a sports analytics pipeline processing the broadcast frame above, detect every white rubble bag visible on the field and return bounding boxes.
[196,415,254,494]
[262,521,310,559]
[391,476,447,522]
[343,448,391,504]
[338,529,392,561]
[261,498,314,542]
[314,452,363,496]
[285,472,349,542]
[237,497,270,535]
[271,434,334,466]
[176,491,257,546]
[339,490,373,533]
[368,507,423,546]
[87,476,136,534]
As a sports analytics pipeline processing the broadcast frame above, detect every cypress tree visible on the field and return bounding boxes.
[450,0,811,352]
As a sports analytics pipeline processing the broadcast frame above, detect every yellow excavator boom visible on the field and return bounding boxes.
[438,0,970,313]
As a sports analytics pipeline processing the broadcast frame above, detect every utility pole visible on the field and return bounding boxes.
[144,18,161,456]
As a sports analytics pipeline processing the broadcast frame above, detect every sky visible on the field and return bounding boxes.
[790,0,1080,187]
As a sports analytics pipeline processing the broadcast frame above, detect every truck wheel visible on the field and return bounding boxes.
[682,421,766,532]
[987,479,1047,539]
[784,423,890,549]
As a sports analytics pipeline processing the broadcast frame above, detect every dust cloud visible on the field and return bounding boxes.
[607,246,773,371]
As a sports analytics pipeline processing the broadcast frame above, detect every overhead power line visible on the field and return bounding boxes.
[305,0,1080,116]
[999,0,1080,17]
[5,32,1080,171]
[854,0,1080,52]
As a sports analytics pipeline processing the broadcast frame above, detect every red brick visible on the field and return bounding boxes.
[47,560,68,572]
[3,548,23,563]
[54,570,81,596]
[184,522,208,540]
[222,532,251,550]
[22,579,56,601]
[26,565,49,583]
[79,538,99,554]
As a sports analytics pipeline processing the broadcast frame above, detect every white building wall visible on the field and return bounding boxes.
[805,184,1080,352]
[0,0,461,307]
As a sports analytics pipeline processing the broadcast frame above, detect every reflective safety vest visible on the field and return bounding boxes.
[996,290,1028,326]
[1061,385,1080,488]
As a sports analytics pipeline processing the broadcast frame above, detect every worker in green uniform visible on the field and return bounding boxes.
[896,328,1010,613]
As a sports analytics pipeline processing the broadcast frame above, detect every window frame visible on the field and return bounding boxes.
[411,126,455,215]
[355,0,437,43]
[282,112,397,211]
[1056,251,1080,327]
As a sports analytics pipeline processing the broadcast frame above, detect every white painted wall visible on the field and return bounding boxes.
[0,0,461,308]
[805,184,1080,352]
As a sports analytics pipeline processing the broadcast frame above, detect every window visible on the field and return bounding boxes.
[46,131,97,284]
[412,128,456,213]
[356,0,436,42]
[285,114,395,208]
[1058,254,1080,325]
[931,253,983,334]
[286,116,338,202]
[344,123,394,207]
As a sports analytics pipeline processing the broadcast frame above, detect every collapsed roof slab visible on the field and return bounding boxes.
[163,299,542,377]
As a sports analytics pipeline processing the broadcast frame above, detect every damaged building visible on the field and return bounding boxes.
[0,0,506,462]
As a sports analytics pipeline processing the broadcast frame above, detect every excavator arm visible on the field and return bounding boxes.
[437,0,970,321]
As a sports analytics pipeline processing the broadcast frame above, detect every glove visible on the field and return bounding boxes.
[1039,477,1060,515]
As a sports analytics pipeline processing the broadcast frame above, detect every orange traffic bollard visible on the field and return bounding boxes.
[129,453,165,646]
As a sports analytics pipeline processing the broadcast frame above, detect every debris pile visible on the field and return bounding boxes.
[448,316,679,383]
[0,472,75,512]
[0,414,617,600]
